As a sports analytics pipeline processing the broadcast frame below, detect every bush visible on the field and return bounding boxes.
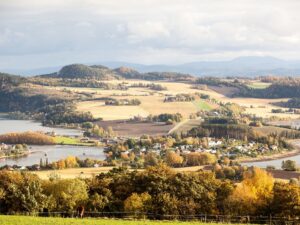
[282,160,297,171]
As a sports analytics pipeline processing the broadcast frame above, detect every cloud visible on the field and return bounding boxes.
[0,0,300,69]
[127,21,170,43]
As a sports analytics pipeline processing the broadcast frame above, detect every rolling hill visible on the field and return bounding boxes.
[3,56,300,77]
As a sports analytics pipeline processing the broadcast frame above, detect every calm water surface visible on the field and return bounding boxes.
[0,116,105,166]
[0,145,105,167]
[0,116,82,136]
[241,154,300,169]
[1,116,300,168]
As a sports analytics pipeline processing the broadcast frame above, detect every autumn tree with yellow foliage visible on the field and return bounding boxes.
[227,167,274,215]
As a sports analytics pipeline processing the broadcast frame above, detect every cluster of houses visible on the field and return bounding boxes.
[0,143,28,156]
[0,143,10,151]
[0,143,30,163]
[111,137,280,160]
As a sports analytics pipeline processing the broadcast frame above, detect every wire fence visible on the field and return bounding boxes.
[4,211,300,224]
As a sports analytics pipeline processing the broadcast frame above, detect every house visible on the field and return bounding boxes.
[270,145,278,151]
[0,143,9,150]
[208,140,222,147]
[153,143,162,150]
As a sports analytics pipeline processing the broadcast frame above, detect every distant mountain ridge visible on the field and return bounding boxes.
[2,56,300,77]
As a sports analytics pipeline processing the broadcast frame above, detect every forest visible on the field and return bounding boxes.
[0,166,299,223]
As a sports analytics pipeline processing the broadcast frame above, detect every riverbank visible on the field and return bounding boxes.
[0,151,32,160]
[237,139,300,163]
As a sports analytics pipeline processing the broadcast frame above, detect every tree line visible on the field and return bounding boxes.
[0,166,299,222]
[0,132,54,145]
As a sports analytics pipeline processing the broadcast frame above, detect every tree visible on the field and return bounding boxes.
[82,122,93,129]
[64,156,78,168]
[124,192,151,216]
[151,192,179,219]
[271,182,300,217]
[144,152,159,167]
[43,179,88,212]
[227,167,274,215]
[164,151,183,167]
[86,193,109,212]
[0,171,45,213]
[185,152,216,166]
[282,160,297,171]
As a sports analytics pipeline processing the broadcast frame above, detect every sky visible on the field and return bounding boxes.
[1,0,300,70]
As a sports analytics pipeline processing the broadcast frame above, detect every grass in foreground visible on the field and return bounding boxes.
[0,216,235,225]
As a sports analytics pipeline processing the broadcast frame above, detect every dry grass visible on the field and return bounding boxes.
[169,119,203,134]
[32,166,206,179]
[253,126,293,136]
[32,167,115,179]
[43,79,299,120]
[77,100,149,120]
[96,120,173,137]
[77,95,201,121]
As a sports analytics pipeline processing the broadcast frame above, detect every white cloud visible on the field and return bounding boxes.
[0,0,300,69]
[127,21,170,43]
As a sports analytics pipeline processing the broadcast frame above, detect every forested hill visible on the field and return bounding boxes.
[43,64,120,80]
[237,79,300,98]
[39,64,194,81]
[0,72,25,87]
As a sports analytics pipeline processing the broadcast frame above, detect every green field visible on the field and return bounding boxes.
[246,82,271,89]
[0,216,233,225]
[193,100,212,111]
[54,136,94,146]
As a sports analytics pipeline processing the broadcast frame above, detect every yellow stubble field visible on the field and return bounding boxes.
[43,80,300,120]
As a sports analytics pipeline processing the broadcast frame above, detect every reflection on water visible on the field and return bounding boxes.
[0,145,105,167]
[0,116,104,167]
[0,116,82,136]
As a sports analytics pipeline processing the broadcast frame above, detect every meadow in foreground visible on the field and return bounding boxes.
[0,216,235,225]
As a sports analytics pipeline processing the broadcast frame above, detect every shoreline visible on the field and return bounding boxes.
[237,139,300,163]
[0,150,32,160]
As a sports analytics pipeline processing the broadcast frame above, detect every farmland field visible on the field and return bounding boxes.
[53,136,94,146]
[253,125,293,136]
[95,120,174,137]
[246,81,271,89]
[169,119,203,134]
[193,100,213,111]
[43,79,299,120]
[0,216,235,225]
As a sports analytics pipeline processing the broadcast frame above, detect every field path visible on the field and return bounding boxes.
[168,118,202,135]
[168,119,189,134]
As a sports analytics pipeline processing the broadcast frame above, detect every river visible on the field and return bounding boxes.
[0,145,105,167]
[0,116,82,136]
[0,116,105,166]
[1,116,300,168]
[241,154,300,169]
